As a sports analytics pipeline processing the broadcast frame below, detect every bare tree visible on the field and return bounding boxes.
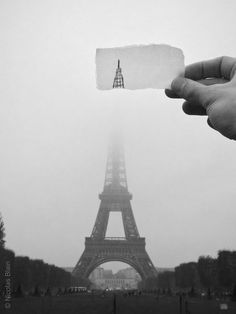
[0,212,5,248]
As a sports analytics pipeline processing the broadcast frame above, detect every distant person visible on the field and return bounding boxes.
[165,56,236,140]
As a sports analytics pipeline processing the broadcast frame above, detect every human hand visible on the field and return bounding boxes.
[165,56,236,140]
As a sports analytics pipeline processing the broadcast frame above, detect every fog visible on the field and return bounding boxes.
[1,0,236,271]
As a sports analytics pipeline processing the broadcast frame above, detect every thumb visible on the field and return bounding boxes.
[171,77,209,105]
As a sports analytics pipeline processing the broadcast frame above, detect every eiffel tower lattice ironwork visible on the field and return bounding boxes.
[113,59,124,88]
[72,138,157,280]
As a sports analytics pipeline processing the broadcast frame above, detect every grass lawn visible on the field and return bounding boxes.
[4,293,236,314]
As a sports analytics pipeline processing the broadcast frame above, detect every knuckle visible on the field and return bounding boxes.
[180,80,190,98]
[230,64,236,79]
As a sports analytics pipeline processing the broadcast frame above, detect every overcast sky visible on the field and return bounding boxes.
[1,0,236,272]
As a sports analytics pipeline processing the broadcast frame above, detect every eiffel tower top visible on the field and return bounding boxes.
[102,136,130,196]
[113,59,124,88]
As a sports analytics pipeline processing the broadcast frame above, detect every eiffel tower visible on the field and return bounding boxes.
[72,137,157,280]
[113,59,124,88]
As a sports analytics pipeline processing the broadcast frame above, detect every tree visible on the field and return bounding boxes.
[175,262,200,289]
[197,256,218,289]
[217,250,236,288]
[139,276,158,290]
[0,248,15,296]
[32,285,41,297]
[158,271,175,289]
[0,213,5,248]
[14,284,24,298]
[232,284,236,301]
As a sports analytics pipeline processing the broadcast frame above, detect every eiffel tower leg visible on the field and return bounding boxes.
[91,208,109,239]
[122,207,140,238]
[72,250,94,279]
[135,255,157,278]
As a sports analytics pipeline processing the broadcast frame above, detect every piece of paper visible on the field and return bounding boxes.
[96,44,184,90]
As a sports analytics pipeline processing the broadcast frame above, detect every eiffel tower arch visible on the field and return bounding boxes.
[72,137,157,280]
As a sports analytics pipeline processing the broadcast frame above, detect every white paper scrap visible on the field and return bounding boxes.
[96,44,184,90]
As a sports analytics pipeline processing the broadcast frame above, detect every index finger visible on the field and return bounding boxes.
[185,56,236,81]
[164,77,227,99]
